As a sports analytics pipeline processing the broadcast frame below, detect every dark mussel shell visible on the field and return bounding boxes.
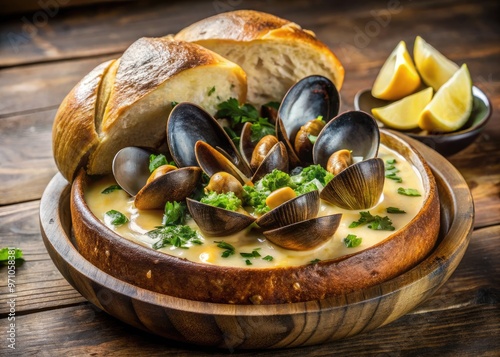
[313,111,380,168]
[112,146,153,196]
[167,102,252,176]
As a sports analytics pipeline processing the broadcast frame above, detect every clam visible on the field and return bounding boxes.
[186,198,255,236]
[277,75,340,166]
[112,146,202,210]
[167,102,252,177]
[263,214,342,250]
[312,111,384,210]
[239,123,289,182]
[255,190,320,230]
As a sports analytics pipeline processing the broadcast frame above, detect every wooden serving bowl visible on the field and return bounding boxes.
[40,133,473,348]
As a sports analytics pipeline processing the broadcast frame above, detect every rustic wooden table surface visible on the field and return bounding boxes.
[0,0,499,355]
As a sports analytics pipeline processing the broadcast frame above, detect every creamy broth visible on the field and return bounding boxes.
[85,145,425,268]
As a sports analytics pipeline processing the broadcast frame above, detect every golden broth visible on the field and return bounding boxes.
[85,145,424,268]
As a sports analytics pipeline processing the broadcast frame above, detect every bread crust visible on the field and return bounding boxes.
[175,10,345,92]
[52,60,116,182]
[53,38,247,181]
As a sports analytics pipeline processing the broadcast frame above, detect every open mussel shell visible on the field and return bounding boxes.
[112,147,153,196]
[277,75,340,165]
[167,102,252,176]
[320,158,385,210]
[263,214,342,251]
[313,111,380,167]
[134,167,202,210]
[195,141,250,184]
[255,190,320,230]
[186,198,256,236]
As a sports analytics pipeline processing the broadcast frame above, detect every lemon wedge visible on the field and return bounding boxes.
[372,41,421,101]
[414,36,459,91]
[418,64,472,132]
[372,87,433,130]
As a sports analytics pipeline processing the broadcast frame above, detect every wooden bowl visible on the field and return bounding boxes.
[354,86,492,156]
[40,134,473,349]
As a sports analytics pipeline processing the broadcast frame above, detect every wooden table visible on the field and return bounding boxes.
[1,0,498,355]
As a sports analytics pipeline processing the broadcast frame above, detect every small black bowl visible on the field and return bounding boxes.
[354,86,492,156]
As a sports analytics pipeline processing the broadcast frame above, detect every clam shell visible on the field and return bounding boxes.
[251,142,289,182]
[134,167,202,210]
[320,158,385,210]
[255,190,320,230]
[112,146,153,196]
[186,198,256,236]
[263,214,342,251]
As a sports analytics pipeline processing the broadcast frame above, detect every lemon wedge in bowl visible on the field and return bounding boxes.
[372,41,421,101]
[418,64,473,132]
[372,87,433,130]
[414,36,459,91]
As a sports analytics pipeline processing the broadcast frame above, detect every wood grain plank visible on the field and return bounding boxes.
[1,299,497,355]
[0,108,59,205]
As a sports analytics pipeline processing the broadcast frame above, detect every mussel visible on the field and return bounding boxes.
[167,102,252,177]
[277,75,340,166]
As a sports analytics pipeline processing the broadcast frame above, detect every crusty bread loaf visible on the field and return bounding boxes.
[52,38,247,182]
[175,10,344,106]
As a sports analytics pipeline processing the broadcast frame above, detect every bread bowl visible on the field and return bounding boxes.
[53,10,439,306]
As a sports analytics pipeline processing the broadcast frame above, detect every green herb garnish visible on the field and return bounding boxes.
[149,154,168,173]
[105,210,129,226]
[101,185,122,194]
[291,164,334,188]
[386,159,396,165]
[245,259,252,265]
[258,169,296,192]
[208,86,216,96]
[200,191,242,211]
[162,201,187,226]
[0,248,24,266]
[349,211,395,231]
[387,207,406,214]
[385,158,402,183]
[242,185,270,214]
[171,101,179,107]
[149,225,201,249]
[397,187,422,197]
[240,249,262,259]
[343,234,362,248]
[215,241,236,258]
[263,255,274,262]
[309,258,321,265]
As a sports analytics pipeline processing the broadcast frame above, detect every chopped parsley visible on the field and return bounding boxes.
[242,185,270,214]
[215,97,275,143]
[240,249,262,258]
[105,210,128,226]
[171,101,179,107]
[309,258,321,265]
[101,185,122,194]
[215,241,236,258]
[386,207,406,214]
[263,255,274,262]
[291,164,334,190]
[258,169,296,192]
[385,158,402,183]
[200,191,242,211]
[162,201,187,226]
[397,187,422,197]
[208,86,216,96]
[149,154,168,173]
[343,234,362,248]
[149,225,201,249]
[245,259,253,265]
[0,247,24,266]
[349,211,395,231]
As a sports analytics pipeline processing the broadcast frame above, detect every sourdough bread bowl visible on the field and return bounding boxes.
[70,130,440,304]
[53,10,439,306]
[175,10,345,106]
